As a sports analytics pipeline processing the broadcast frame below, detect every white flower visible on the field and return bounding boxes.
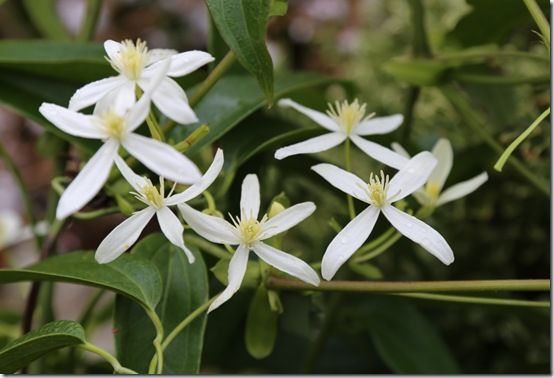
[68,39,214,124]
[39,60,202,220]
[274,98,409,169]
[392,139,488,207]
[95,149,224,264]
[312,152,454,280]
[179,174,320,312]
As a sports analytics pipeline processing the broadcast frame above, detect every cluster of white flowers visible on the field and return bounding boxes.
[37,39,488,311]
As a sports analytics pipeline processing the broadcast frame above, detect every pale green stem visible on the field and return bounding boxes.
[146,111,165,141]
[391,292,550,308]
[77,0,102,42]
[522,0,550,46]
[79,342,138,374]
[344,138,356,220]
[184,234,230,260]
[494,107,550,172]
[73,206,119,220]
[144,307,164,374]
[202,191,217,212]
[352,231,402,264]
[173,124,210,152]
[354,226,397,257]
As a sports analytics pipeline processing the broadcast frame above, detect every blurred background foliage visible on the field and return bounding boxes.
[0,0,549,374]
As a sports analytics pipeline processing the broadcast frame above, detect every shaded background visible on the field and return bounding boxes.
[0,0,550,374]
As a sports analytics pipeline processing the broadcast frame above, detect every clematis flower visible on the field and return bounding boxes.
[312,152,454,280]
[391,139,488,207]
[274,98,409,169]
[68,39,214,124]
[179,174,320,312]
[39,59,202,220]
[95,149,224,264]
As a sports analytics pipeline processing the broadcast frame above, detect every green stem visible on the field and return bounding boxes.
[522,0,550,46]
[79,342,138,374]
[73,206,119,220]
[344,138,356,219]
[354,227,397,257]
[184,235,230,260]
[173,124,210,152]
[352,231,402,263]
[146,111,165,141]
[494,107,550,172]
[267,277,550,293]
[436,50,549,62]
[77,0,102,42]
[390,292,550,307]
[144,307,164,374]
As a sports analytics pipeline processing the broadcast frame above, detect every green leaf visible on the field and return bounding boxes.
[366,298,460,373]
[269,0,288,16]
[245,285,278,359]
[0,320,85,373]
[383,58,450,86]
[21,0,71,41]
[114,233,209,374]
[205,0,275,103]
[0,251,162,309]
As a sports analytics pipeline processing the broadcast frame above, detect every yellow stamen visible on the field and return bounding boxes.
[367,170,390,207]
[99,110,125,140]
[107,39,150,80]
[425,182,441,200]
[326,99,373,135]
[229,214,262,245]
[132,178,164,209]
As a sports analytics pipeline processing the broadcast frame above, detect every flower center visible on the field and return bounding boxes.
[238,218,262,244]
[133,178,164,209]
[99,110,126,140]
[108,39,149,80]
[367,170,390,207]
[326,99,372,135]
[425,182,441,200]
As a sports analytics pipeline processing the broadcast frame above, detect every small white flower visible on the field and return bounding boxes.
[275,98,409,169]
[179,174,320,312]
[392,139,488,207]
[39,59,202,220]
[312,151,455,280]
[95,149,224,264]
[68,39,214,124]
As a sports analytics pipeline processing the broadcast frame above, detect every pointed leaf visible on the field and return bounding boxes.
[245,285,278,359]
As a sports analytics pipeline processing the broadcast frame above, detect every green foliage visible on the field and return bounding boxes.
[0,320,85,373]
[21,0,71,41]
[245,285,279,359]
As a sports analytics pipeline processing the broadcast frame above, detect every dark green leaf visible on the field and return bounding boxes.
[206,0,274,103]
[0,320,85,373]
[114,234,209,374]
[0,251,162,309]
[245,285,278,359]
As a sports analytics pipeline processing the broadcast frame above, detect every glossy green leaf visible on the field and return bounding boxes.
[0,251,162,309]
[21,0,71,41]
[383,58,450,86]
[206,0,274,103]
[0,320,85,373]
[366,298,460,373]
[245,285,278,359]
[114,233,208,374]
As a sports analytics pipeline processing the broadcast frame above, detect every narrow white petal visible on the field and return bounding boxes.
[156,206,195,263]
[93,83,137,116]
[240,174,260,220]
[56,140,118,219]
[113,155,148,192]
[387,151,437,203]
[428,138,453,192]
[39,103,104,139]
[311,163,370,203]
[274,132,346,160]
[68,76,126,111]
[437,172,488,206]
[382,205,454,265]
[104,40,122,62]
[350,135,409,170]
[123,90,152,132]
[354,114,403,136]
[95,207,155,264]
[149,77,198,125]
[390,142,411,158]
[165,50,214,77]
[122,133,201,184]
[260,202,316,239]
[253,242,320,286]
[321,206,380,280]
[147,48,178,65]
[165,149,224,206]
[178,203,239,245]
[208,245,249,312]
[278,98,338,131]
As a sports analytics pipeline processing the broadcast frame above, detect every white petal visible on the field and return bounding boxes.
[311,163,370,203]
[253,242,320,286]
[165,149,224,206]
[56,140,118,219]
[166,50,214,77]
[350,135,409,170]
[278,98,338,131]
[208,244,249,312]
[122,133,201,184]
[147,48,178,65]
[178,203,239,245]
[321,205,380,280]
[354,114,403,136]
[113,155,148,192]
[428,138,453,192]
[39,103,104,139]
[95,207,155,264]
[104,40,122,62]
[437,172,488,206]
[148,77,198,125]
[260,202,316,239]
[382,205,454,265]
[93,82,137,116]
[274,132,346,160]
[387,151,437,203]
[390,142,411,158]
[156,206,195,263]
[240,174,260,220]
[68,76,126,111]
[123,89,152,133]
